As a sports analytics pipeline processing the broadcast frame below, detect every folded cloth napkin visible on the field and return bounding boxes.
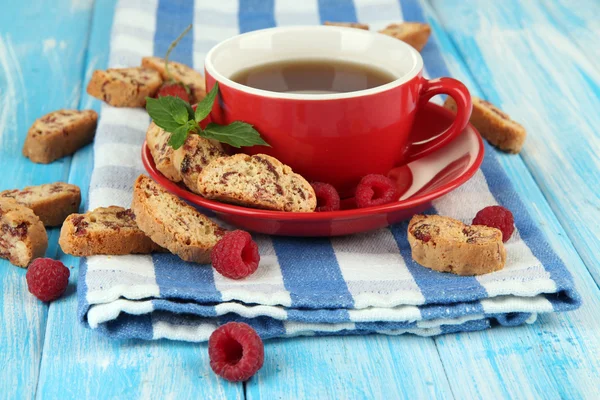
[78,0,580,341]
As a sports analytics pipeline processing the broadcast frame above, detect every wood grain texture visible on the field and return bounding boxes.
[0,0,94,398]
[423,0,600,398]
[248,335,453,400]
[34,1,243,398]
[542,0,600,71]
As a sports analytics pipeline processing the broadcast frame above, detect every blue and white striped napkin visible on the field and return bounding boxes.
[78,0,580,341]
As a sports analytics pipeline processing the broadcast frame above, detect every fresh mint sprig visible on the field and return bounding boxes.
[145,82,270,150]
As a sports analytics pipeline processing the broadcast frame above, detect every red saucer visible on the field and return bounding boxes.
[142,103,484,236]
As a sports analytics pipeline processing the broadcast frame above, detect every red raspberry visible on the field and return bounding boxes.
[472,205,515,242]
[355,174,400,208]
[311,182,341,212]
[26,258,70,302]
[209,322,264,382]
[156,82,190,103]
[211,230,260,279]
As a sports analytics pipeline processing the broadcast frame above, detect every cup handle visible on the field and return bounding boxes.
[404,77,472,163]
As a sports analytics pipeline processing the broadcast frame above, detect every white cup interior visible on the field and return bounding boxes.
[205,26,423,100]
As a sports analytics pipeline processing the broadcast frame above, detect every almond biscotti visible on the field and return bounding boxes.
[172,135,225,194]
[407,214,506,276]
[444,96,526,154]
[198,154,316,212]
[0,199,48,268]
[131,175,226,263]
[141,56,206,103]
[0,182,81,227]
[22,109,97,164]
[379,22,431,52]
[87,67,162,107]
[146,122,182,182]
[59,206,163,256]
[324,21,369,30]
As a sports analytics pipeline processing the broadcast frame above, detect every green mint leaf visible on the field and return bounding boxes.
[145,96,190,132]
[194,82,219,123]
[184,101,195,120]
[201,122,270,148]
[168,120,197,150]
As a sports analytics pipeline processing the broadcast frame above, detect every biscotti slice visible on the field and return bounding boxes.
[22,109,97,164]
[141,56,206,103]
[407,214,506,276]
[198,154,316,212]
[86,67,162,107]
[444,96,526,154]
[172,135,225,194]
[378,22,431,52]
[131,175,226,263]
[0,199,47,268]
[324,21,369,30]
[0,182,81,227]
[59,206,163,256]
[146,122,182,182]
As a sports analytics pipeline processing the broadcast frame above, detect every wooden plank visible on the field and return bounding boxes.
[422,0,600,398]
[34,1,243,398]
[0,1,95,398]
[542,0,600,71]
[248,334,453,400]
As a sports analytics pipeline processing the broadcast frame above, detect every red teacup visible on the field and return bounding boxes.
[205,26,471,197]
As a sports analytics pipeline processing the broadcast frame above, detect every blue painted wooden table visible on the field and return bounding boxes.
[1,0,600,398]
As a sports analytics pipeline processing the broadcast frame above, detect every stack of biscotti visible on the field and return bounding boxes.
[146,123,225,193]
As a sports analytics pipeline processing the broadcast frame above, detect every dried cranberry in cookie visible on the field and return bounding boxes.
[59,206,163,256]
[197,153,316,212]
[0,198,47,268]
[86,67,163,107]
[22,109,97,164]
[0,182,81,226]
[407,214,506,276]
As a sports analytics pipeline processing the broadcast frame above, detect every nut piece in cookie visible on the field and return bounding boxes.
[0,182,81,227]
[324,21,369,30]
[131,175,226,263]
[142,56,206,103]
[172,134,225,194]
[59,206,163,256]
[0,198,48,268]
[197,153,316,212]
[86,67,163,107]
[378,22,431,52]
[22,109,97,164]
[146,122,182,182]
[407,214,506,276]
[444,96,526,154]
